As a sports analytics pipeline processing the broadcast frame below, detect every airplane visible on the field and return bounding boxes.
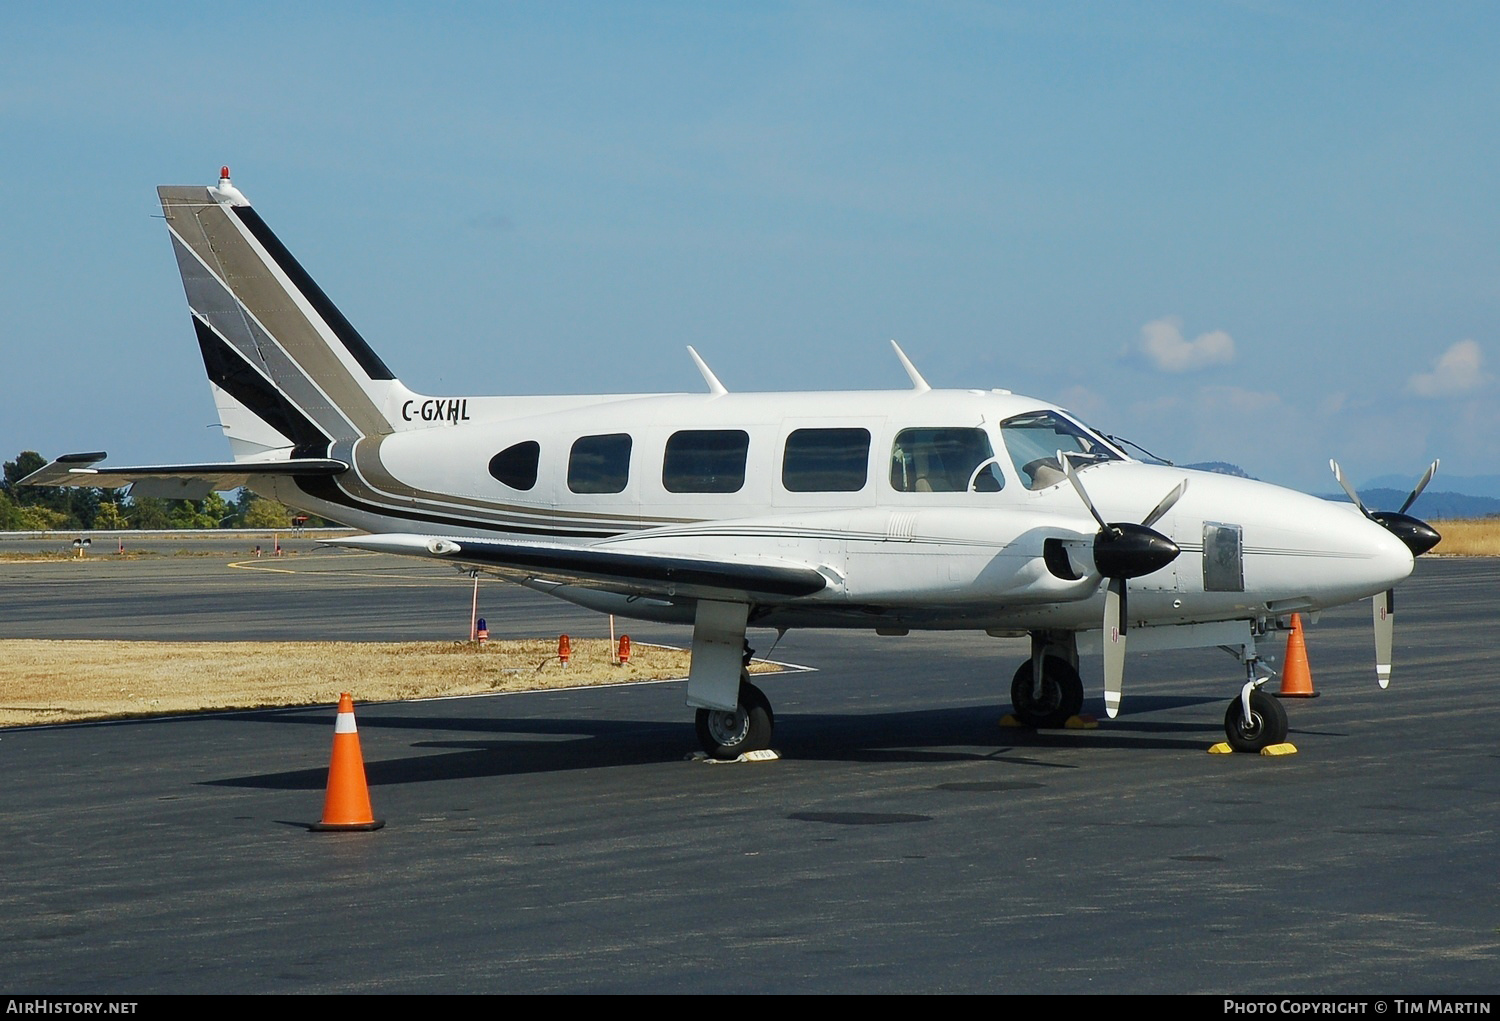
[23,167,1443,759]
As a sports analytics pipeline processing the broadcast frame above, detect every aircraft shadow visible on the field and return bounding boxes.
[205,695,1231,791]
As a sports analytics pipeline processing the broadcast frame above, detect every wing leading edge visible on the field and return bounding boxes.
[330,532,829,604]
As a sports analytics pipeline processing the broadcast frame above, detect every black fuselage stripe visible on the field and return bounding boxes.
[231,206,396,382]
[451,544,826,597]
[294,476,624,538]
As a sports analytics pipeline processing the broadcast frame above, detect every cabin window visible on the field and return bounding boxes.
[568,433,632,494]
[663,429,749,493]
[488,441,540,491]
[999,411,1121,491]
[782,428,870,492]
[889,428,1003,493]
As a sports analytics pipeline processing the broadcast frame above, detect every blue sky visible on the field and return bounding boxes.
[2,2,1495,494]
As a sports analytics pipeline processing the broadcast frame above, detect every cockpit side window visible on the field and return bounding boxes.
[1000,411,1121,491]
[889,428,1003,493]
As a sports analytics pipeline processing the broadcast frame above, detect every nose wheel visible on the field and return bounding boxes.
[696,677,774,759]
[1223,687,1288,752]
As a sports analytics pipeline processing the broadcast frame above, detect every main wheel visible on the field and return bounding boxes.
[1010,657,1084,729]
[696,679,774,759]
[1223,689,1289,752]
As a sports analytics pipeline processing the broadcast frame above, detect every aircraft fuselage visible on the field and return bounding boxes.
[261,386,1413,633]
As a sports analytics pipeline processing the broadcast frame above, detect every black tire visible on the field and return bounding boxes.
[1224,689,1289,753]
[696,679,774,759]
[1010,657,1084,729]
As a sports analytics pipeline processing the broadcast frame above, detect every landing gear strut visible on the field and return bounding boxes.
[696,675,774,759]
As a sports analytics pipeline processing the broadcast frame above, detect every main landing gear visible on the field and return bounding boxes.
[695,673,774,759]
[1009,656,1084,729]
[686,600,777,760]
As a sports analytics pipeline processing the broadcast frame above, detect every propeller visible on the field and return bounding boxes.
[1328,458,1441,689]
[1330,459,1442,557]
[1061,454,1186,717]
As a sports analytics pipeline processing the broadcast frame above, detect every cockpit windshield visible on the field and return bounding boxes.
[1000,410,1122,491]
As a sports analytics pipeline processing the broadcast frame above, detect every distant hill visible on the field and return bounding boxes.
[1182,461,1258,480]
[1161,462,1497,518]
[1363,472,1500,500]
[1319,489,1500,521]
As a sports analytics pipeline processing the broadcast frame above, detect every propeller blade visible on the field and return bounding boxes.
[1398,459,1440,516]
[1329,459,1370,518]
[1060,451,1109,532]
[1373,588,1394,689]
[1141,479,1188,529]
[1102,578,1126,718]
[1059,455,1186,721]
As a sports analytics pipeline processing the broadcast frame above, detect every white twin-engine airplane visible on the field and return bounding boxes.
[26,168,1442,758]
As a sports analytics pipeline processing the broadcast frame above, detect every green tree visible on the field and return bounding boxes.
[127,496,171,530]
[93,500,129,530]
[242,497,293,528]
[164,493,234,529]
[0,495,70,530]
[0,451,46,496]
[0,489,25,529]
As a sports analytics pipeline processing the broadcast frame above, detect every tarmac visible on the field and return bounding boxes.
[0,539,1495,994]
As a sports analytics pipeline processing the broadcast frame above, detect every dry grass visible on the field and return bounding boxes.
[1432,518,1500,556]
[0,638,777,727]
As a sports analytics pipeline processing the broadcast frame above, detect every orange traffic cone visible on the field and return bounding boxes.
[617,634,631,666]
[1278,613,1318,698]
[558,634,571,668]
[311,693,385,831]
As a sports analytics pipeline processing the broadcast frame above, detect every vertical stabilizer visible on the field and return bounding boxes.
[160,168,415,462]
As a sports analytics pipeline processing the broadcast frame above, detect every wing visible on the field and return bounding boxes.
[19,452,348,500]
[330,532,828,604]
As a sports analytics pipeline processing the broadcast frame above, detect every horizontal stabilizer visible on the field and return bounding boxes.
[20,453,348,499]
[330,532,828,603]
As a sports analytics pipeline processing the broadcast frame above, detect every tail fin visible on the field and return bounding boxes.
[159,168,414,461]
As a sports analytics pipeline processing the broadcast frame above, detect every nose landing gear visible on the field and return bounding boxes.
[1222,659,1289,753]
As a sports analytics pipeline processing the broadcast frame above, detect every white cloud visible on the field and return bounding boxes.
[1138,316,1236,373]
[1318,391,1348,416]
[1407,339,1488,398]
[1195,385,1282,415]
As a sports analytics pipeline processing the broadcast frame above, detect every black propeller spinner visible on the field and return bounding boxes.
[1092,520,1182,581]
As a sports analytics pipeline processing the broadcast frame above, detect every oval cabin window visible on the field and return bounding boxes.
[488,441,540,491]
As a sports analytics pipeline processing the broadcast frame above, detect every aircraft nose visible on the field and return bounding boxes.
[1363,514,1416,589]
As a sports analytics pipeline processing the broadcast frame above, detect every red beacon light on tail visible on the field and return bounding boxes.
[211,166,247,205]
